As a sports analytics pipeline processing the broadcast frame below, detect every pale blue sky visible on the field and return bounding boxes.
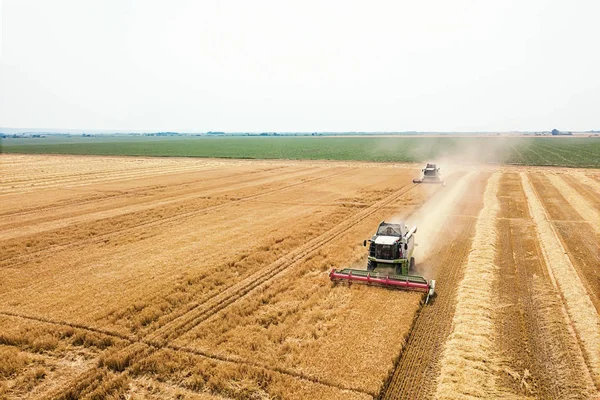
[1,0,598,132]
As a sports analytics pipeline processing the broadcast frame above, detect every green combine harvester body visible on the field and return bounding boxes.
[329,221,436,302]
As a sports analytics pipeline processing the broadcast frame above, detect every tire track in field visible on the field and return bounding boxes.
[1,168,349,269]
[1,159,252,185]
[55,346,373,400]
[146,181,421,345]
[0,311,135,342]
[528,174,600,314]
[1,163,222,195]
[2,179,319,267]
[379,172,488,400]
[43,181,425,399]
[0,166,319,241]
[522,173,600,390]
[142,179,422,393]
[2,168,388,338]
[1,158,263,191]
[163,343,375,397]
[0,164,290,220]
[564,173,600,208]
[547,174,600,235]
[1,311,372,398]
[1,163,206,186]
[0,311,370,398]
[492,172,593,399]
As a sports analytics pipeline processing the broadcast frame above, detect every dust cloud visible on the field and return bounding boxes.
[385,138,525,279]
[370,136,525,167]
[389,172,475,279]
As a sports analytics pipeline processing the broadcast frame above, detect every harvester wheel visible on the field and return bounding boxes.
[367,260,376,271]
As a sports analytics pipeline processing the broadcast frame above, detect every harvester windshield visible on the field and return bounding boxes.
[375,244,395,259]
[376,223,402,236]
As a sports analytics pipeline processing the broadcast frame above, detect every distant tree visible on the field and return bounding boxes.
[551,129,560,135]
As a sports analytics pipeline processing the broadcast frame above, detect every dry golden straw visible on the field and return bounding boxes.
[546,174,600,235]
[435,172,505,399]
[521,172,600,389]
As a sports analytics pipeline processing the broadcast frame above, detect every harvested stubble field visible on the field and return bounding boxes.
[1,154,599,399]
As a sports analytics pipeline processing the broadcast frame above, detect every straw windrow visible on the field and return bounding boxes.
[574,172,600,193]
[521,172,600,389]
[546,174,600,235]
[434,172,507,399]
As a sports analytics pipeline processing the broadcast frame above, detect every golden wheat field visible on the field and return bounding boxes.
[1,154,599,399]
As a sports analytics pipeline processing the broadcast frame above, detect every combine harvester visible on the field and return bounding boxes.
[330,221,436,303]
[413,163,445,186]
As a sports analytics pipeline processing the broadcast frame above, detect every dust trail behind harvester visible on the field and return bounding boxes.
[371,136,525,166]
[385,136,524,278]
[390,171,476,279]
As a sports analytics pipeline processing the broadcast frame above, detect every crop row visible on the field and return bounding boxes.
[4,137,600,167]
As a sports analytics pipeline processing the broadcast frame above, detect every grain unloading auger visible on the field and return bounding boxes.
[413,163,445,186]
[330,221,436,303]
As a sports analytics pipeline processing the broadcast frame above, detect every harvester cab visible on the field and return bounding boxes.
[413,163,445,186]
[329,221,436,303]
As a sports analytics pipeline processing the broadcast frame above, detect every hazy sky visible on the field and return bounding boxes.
[1,0,599,132]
